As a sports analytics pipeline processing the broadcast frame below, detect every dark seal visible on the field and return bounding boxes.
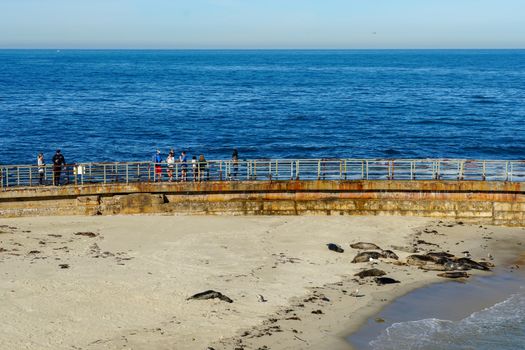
[187,290,233,303]
[375,277,400,285]
[327,243,344,253]
[354,268,386,279]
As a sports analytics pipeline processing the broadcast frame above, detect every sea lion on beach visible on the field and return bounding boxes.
[381,250,399,260]
[419,263,448,271]
[455,257,491,271]
[327,243,344,253]
[350,242,382,250]
[427,252,455,260]
[354,268,386,278]
[187,290,233,303]
[351,251,383,263]
[406,254,436,266]
[391,245,418,253]
[438,271,469,279]
[375,277,400,285]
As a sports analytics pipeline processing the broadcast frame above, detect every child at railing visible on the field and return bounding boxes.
[37,153,45,185]
[179,151,188,182]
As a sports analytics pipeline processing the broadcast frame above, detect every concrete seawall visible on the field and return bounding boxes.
[1,180,524,226]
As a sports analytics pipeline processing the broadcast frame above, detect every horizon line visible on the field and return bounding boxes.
[1,47,525,51]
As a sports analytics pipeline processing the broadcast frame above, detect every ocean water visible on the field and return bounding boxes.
[0,49,524,164]
[349,269,525,350]
[370,292,525,350]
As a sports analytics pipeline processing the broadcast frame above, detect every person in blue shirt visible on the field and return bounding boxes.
[153,149,163,182]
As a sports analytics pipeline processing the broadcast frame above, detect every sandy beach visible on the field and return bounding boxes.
[0,215,523,350]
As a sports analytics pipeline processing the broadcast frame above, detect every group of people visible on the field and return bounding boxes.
[153,149,209,182]
[37,149,66,186]
[152,148,238,182]
[34,148,240,185]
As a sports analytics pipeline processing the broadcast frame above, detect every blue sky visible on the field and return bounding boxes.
[0,0,524,48]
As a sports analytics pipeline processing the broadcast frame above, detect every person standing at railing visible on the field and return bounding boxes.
[192,156,198,182]
[37,153,45,185]
[153,149,163,182]
[179,151,188,182]
[52,149,65,186]
[166,150,175,182]
[198,154,208,182]
[232,148,239,180]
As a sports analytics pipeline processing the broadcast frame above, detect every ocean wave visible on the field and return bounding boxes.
[370,292,525,350]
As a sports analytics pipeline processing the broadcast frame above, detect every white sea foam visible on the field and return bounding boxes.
[370,292,525,350]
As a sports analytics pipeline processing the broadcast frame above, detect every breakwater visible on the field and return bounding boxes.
[1,179,524,226]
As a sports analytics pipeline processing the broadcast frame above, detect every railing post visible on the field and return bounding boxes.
[290,160,294,180]
[344,160,347,180]
[17,167,20,186]
[103,164,107,184]
[482,161,486,181]
[510,162,513,182]
[366,160,369,180]
[361,160,364,180]
[29,166,32,186]
[296,160,300,180]
[317,160,321,180]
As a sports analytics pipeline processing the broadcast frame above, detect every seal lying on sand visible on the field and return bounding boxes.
[354,268,386,278]
[406,253,491,271]
[406,254,440,266]
[427,252,455,262]
[455,257,490,271]
[327,243,344,253]
[381,250,399,260]
[438,271,469,279]
[375,277,400,285]
[352,251,383,263]
[187,290,233,303]
[352,250,399,263]
[350,242,382,250]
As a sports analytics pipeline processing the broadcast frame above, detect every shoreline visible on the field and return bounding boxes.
[0,215,523,350]
[210,219,525,350]
[348,260,525,349]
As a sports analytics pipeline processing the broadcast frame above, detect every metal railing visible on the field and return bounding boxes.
[1,159,525,189]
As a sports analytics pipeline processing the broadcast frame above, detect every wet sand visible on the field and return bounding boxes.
[348,265,525,349]
[0,215,523,350]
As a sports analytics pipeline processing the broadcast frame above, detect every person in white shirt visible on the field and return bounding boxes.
[191,156,198,182]
[37,153,45,185]
[166,150,175,182]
